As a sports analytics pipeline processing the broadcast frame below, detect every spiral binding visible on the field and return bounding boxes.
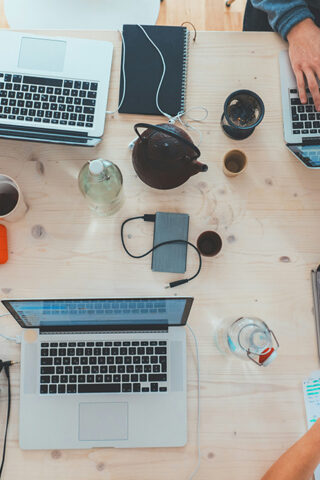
[180,28,190,115]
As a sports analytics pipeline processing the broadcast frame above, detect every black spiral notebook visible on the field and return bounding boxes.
[118,24,189,116]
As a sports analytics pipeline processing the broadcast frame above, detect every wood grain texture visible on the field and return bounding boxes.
[0,0,246,30]
[0,30,319,480]
[0,0,8,27]
[157,0,246,31]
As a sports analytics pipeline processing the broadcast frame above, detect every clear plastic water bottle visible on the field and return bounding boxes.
[78,159,123,216]
[214,317,279,366]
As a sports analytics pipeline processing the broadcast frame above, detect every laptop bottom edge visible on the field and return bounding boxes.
[0,131,101,146]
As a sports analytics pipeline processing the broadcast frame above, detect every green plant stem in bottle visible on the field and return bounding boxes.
[78,158,124,216]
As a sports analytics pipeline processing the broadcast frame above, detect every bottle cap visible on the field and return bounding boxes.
[89,159,104,176]
[259,347,277,367]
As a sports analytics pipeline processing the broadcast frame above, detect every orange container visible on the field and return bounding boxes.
[0,224,8,264]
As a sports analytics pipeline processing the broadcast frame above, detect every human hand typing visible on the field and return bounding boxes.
[287,18,320,111]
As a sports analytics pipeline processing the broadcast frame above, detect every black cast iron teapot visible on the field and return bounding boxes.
[132,123,208,190]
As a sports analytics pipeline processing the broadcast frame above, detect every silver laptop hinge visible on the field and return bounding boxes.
[302,137,320,145]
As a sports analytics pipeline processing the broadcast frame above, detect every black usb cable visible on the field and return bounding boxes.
[120,214,202,288]
[0,360,16,479]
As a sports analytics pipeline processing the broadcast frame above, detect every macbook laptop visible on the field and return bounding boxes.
[2,297,193,450]
[279,50,320,169]
[0,31,113,146]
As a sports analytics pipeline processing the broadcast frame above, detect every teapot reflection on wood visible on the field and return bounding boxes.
[132,123,208,190]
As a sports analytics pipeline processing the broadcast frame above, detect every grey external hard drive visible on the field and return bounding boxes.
[151,212,189,274]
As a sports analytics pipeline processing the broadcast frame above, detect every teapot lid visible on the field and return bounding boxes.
[134,123,201,159]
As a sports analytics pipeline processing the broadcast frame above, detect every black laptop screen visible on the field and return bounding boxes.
[2,298,193,329]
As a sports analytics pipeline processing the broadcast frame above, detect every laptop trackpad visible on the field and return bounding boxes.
[18,37,66,72]
[79,402,128,441]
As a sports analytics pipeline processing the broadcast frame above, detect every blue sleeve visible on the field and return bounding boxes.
[250,0,315,39]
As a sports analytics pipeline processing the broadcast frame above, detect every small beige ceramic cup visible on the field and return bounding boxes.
[0,174,27,222]
[223,150,247,177]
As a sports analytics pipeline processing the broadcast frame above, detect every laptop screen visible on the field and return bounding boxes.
[289,145,320,168]
[2,297,193,329]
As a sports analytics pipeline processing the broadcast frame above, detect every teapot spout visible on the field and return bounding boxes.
[190,160,208,176]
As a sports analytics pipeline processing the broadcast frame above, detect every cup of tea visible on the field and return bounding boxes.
[0,174,27,222]
[197,231,222,257]
[221,89,265,140]
[223,150,247,177]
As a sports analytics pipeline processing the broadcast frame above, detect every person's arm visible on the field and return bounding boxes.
[250,0,320,110]
[250,0,314,39]
[261,419,320,480]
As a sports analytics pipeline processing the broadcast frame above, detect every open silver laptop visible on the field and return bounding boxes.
[2,297,193,450]
[279,50,320,169]
[0,31,113,146]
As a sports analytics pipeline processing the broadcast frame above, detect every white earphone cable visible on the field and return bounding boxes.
[0,314,21,344]
[136,25,172,121]
[106,29,127,115]
[106,25,209,146]
[137,25,208,146]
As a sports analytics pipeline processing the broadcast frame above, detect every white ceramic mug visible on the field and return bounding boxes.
[0,174,27,222]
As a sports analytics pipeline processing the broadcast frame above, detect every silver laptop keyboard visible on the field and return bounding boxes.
[0,73,98,128]
[40,340,168,395]
[290,88,320,135]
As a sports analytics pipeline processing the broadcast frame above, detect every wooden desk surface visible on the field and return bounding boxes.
[0,30,319,480]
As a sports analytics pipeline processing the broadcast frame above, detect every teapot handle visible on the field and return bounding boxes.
[134,123,201,158]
